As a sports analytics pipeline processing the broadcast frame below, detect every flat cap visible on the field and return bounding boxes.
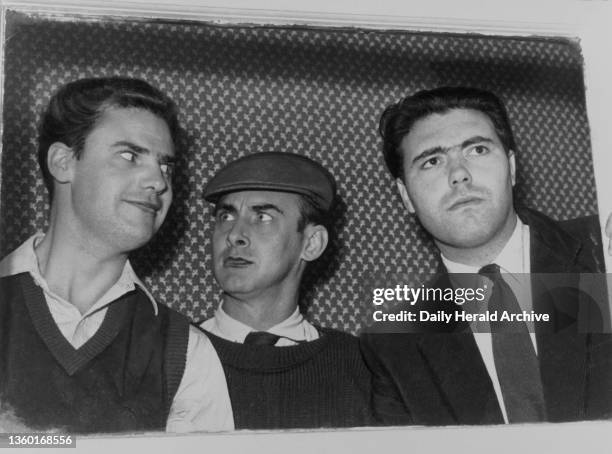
[204,152,336,210]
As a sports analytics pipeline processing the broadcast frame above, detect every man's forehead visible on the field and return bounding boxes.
[91,106,174,156]
[401,108,501,154]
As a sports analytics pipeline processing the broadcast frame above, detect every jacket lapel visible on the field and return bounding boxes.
[523,208,589,421]
[522,207,582,275]
[416,333,504,424]
[414,270,503,424]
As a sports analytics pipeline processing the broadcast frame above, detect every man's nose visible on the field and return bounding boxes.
[141,162,169,194]
[448,155,472,187]
[226,217,249,248]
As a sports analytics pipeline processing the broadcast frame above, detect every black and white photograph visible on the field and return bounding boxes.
[0,0,611,452]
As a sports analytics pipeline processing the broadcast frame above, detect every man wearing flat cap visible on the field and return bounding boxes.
[198,152,373,430]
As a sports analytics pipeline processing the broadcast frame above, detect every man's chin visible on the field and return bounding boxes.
[215,274,254,295]
[112,226,158,252]
[441,227,503,250]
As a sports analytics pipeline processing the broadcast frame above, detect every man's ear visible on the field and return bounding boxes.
[47,142,75,184]
[508,150,516,187]
[396,178,415,213]
[301,224,329,262]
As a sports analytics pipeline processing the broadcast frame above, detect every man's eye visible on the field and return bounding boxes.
[257,212,273,222]
[217,212,235,223]
[160,163,174,179]
[467,145,490,156]
[421,156,440,169]
[119,151,136,162]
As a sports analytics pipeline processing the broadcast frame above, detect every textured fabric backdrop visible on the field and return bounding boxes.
[0,11,599,333]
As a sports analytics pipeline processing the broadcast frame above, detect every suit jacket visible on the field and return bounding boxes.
[360,208,612,425]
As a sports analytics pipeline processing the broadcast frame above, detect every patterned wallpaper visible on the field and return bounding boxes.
[0,11,598,333]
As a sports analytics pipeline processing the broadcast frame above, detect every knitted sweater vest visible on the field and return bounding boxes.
[203,327,374,429]
[0,273,189,433]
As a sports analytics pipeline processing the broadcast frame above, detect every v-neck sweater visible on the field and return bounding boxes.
[0,273,188,433]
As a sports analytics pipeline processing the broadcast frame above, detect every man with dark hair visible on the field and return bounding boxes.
[0,77,233,433]
[37,77,181,201]
[199,152,373,430]
[361,86,612,425]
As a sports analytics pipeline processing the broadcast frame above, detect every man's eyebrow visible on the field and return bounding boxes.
[214,203,237,215]
[112,141,149,154]
[460,136,495,149]
[112,140,176,162]
[251,203,284,215]
[411,146,447,165]
[411,136,496,165]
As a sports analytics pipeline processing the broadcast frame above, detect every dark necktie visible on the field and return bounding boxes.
[479,264,547,423]
[243,331,281,346]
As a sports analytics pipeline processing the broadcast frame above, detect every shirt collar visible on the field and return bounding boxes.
[0,233,158,316]
[211,302,306,343]
[442,218,529,276]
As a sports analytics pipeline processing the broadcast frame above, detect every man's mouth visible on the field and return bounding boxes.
[126,199,162,214]
[223,257,253,268]
[448,196,483,211]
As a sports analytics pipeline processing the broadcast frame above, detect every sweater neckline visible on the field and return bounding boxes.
[203,327,338,371]
[18,272,131,376]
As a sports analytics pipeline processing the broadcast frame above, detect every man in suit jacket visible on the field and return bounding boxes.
[360,86,612,425]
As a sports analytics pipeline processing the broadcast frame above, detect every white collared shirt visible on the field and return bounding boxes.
[0,234,234,433]
[442,218,535,424]
[0,234,158,348]
[200,303,319,346]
